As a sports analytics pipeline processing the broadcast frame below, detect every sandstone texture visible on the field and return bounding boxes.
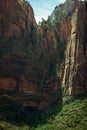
[0,0,60,109]
[0,0,86,110]
[63,2,87,96]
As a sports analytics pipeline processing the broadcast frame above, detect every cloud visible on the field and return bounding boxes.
[35,16,47,23]
[35,15,48,24]
[33,6,51,23]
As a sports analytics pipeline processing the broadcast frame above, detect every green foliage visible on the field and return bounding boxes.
[0,96,87,130]
[0,37,34,57]
[0,87,62,128]
[35,97,87,130]
[0,121,31,130]
[38,18,56,29]
[56,64,60,77]
[38,87,62,123]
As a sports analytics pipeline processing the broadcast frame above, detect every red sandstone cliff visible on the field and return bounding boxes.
[63,2,87,96]
[0,0,86,110]
[0,0,36,38]
[0,0,60,109]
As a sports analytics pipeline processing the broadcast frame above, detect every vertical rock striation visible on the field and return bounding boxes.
[0,0,60,109]
[0,0,36,38]
[63,2,87,96]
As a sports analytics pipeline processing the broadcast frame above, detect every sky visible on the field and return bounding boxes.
[27,0,66,23]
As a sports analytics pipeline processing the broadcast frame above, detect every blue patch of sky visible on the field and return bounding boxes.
[27,0,66,23]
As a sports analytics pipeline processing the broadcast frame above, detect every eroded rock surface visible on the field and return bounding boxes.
[63,3,87,96]
[0,0,60,109]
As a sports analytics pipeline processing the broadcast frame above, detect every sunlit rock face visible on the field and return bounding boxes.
[0,0,61,109]
[49,0,79,23]
[48,0,80,71]
[63,2,87,97]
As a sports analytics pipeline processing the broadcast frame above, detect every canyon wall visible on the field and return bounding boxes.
[63,2,87,96]
[0,0,60,109]
[0,0,86,111]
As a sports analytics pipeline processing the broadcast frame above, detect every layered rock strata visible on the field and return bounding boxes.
[0,0,60,109]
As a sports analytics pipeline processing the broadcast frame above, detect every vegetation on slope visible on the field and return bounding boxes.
[0,122,31,130]
[36,96,87,130]
[0,96,87,130]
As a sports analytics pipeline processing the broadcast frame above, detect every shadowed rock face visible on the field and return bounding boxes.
[0,0,60,109]
[63,3,87,97]
[0,0,86,110]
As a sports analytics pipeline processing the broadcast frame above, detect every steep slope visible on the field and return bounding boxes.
[0,0,60,110]
[63,2,87,96]
[0,0,87,129]
[0,96,86,130]
[49,0,79,23]
[48,0,79,68]
[0,0,36,38]
[0,0,86,115]
[35,96,87,130]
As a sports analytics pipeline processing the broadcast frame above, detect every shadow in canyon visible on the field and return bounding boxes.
[0,87,63,127]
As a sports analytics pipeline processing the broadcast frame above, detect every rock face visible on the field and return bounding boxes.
[0,0,86,110]
[63,2,87,96]
[49,0,79,23]
[0,0,36,38]
[48,0,79,64]
[0,0,60,109]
